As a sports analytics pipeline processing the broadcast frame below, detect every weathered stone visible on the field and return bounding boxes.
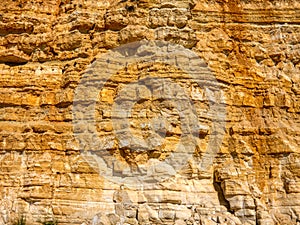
[1,0,300,225]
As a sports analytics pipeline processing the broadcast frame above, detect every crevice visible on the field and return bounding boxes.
[3,61,28,67]
[213,173,233,214]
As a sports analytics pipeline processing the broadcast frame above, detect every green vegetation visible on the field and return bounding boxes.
[39,218,58,225]
[13,215,58,225]
[13,215,26,225]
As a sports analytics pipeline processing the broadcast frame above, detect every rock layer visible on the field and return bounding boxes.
[0,0,300,224]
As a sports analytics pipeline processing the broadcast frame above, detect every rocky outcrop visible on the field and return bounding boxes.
[0,0,300,224]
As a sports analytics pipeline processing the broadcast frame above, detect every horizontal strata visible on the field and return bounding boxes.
[0,0,300,224]
[192,11,300,24]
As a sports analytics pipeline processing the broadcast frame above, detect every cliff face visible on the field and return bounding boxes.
[0,0,300,224]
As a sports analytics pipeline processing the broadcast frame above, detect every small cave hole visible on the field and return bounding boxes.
[125,5,135,12]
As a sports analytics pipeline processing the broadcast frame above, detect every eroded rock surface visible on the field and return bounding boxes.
[0,0,300,224]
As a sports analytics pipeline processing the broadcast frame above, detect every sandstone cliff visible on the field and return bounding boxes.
[0,0,300,224]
